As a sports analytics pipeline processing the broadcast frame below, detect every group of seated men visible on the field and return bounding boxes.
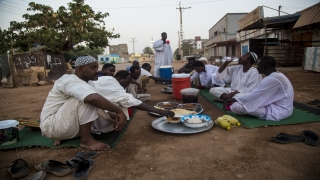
[178,52,294,122]
[40,56,174,151]
[40,54,294,150]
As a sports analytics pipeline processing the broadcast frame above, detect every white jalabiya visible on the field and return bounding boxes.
[210,65,262,98]
[89,76,143,134]
[40,74,98,140]
[190,65,225,88]
[231,72,294,121]
[153,39,173,77]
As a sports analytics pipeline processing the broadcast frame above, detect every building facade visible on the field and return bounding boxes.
[109,44,128,56]
[204,13,248,58]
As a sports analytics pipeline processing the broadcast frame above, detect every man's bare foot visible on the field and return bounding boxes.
[54,140,62,146]
[80,137,110,151]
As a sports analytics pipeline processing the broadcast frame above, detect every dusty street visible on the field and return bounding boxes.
[0,61,320,180]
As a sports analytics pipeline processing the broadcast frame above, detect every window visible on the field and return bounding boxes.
[224,28,225,32]
[100,58,104,61]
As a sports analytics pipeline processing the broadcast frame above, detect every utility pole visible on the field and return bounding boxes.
[278,5,281,16]
[176,1,191,59]
[129,37,138,55]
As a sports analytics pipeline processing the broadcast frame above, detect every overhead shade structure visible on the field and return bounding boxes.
[238,13,301,32]
[293,2,320,29]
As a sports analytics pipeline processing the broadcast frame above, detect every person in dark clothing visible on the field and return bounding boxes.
[178,57,196,73]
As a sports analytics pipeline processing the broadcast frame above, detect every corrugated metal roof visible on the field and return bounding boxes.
[237,13,301,32]
[293,2,320,29]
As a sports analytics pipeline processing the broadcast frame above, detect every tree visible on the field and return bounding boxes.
[67,47,104,59]
[0,29,10,54]
[142,46,154,55]
[4,0,119,53]
[173,43,193,56]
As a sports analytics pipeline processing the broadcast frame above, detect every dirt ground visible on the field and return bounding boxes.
[0,61,320,180]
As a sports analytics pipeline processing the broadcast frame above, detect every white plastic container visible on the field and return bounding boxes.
[0,120,19,146]
[180,88,199,96]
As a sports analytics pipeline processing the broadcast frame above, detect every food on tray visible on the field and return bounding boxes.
[161,103,175,108]
[166,116,180,122]
[154,106,164,110]
[185,117,203,124]
[183,103,196,108]
[170,108,197,115]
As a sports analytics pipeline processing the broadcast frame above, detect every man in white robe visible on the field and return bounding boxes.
[153,32,173,77]
[210,52,262,102]
[89,70,174,134]
[224,56,294,121]
[40,56,127,151]
[190,61,225,88]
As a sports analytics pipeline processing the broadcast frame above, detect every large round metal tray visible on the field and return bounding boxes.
[151,116,214,134]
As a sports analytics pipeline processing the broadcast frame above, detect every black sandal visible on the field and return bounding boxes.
[271,133,304,144]
[7,159,30,179]
[65,151,98,169]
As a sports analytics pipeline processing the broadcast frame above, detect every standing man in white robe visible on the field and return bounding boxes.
[190,61,225,88]
[210,52,262,102]
[153,32,173,77]
[224,56,294,121]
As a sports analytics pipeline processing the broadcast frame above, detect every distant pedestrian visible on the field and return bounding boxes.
[153,32,173,77]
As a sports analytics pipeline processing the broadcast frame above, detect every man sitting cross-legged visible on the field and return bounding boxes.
[90,70,175,134]
[127,66,152,101]
[210,52,262,102]
[40,56,127,151]
[224,56,294,121]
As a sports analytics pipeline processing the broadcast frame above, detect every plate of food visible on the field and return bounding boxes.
[162,87,173,93]
[180,114,212,128]
[156,102,179,109]
[151,116,214,134]
[150,106,203,116]
[165,116,181,124]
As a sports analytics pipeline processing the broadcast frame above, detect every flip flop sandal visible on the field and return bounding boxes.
[73,159,95,180]
[35,160,71,177]
[65,151,98,169]
[302,130,319,146]
[29,171,46,180]
[271,133,304,144]
[7,159,30,179]
[308,99,320,105]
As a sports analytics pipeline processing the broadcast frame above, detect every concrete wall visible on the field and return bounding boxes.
[227,14,247,33]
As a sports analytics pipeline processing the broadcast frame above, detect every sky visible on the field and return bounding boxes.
[0,0,319,54]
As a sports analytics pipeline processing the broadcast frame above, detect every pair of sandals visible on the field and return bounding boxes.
[7,151,97,180]
[271,130,319,146]
[308,99,320,108]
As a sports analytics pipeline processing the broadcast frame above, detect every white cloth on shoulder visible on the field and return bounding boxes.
[153,39,173,77]
[231,72,294,121]
[90,76,142,119]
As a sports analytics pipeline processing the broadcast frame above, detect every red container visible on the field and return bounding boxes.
[171,74,191,100]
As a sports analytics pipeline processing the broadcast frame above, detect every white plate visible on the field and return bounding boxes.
[149,106,203,117]
[151,116,214,134]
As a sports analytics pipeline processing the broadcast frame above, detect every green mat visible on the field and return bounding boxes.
[0,110,137,150]
[199,88,320,128]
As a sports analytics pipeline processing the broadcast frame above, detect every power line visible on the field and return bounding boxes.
[0,10,24,16]
[1,0,28,7]
[94,0,223,9]
[0,2,27,11]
